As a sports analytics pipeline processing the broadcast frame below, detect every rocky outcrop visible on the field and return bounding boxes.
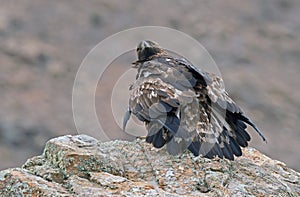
[0,134,299,196]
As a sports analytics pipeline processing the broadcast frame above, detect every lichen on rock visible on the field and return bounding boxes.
[0,134,299,196]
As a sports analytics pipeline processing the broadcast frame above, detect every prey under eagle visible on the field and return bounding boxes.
[123,40,266,160]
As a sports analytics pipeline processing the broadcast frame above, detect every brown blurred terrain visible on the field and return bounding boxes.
[0,0,299,171]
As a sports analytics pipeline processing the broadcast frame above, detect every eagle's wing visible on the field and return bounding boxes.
[125,57,266,160]
[128,77,190,150]
[178,58,266,159]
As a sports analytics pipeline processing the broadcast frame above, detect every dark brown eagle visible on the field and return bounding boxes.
[123,40,266,160]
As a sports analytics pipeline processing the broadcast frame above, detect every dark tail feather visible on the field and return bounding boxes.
[188,141,200,156]
[146,114,179,149]
[123,109,131,131]
[156,114,180,135]
[152,130,167,148]
[239,114,267,143]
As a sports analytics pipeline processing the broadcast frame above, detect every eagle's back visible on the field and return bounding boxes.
[127,55,266,160]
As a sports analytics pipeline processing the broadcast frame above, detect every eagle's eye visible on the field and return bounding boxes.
[137,47,141,52]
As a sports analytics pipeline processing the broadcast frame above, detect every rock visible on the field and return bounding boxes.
[0,134,299,196]
[0,168,69,196]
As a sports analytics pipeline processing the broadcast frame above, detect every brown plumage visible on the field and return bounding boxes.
[123,40,266,160]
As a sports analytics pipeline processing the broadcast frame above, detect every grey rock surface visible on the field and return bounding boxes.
[0,135,299,196]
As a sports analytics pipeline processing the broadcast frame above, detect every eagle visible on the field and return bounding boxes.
[123,40,266,160]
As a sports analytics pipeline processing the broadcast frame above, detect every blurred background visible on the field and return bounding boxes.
[0,0,299,171]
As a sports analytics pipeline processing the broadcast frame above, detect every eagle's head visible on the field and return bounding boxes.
[136,40,167,62]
